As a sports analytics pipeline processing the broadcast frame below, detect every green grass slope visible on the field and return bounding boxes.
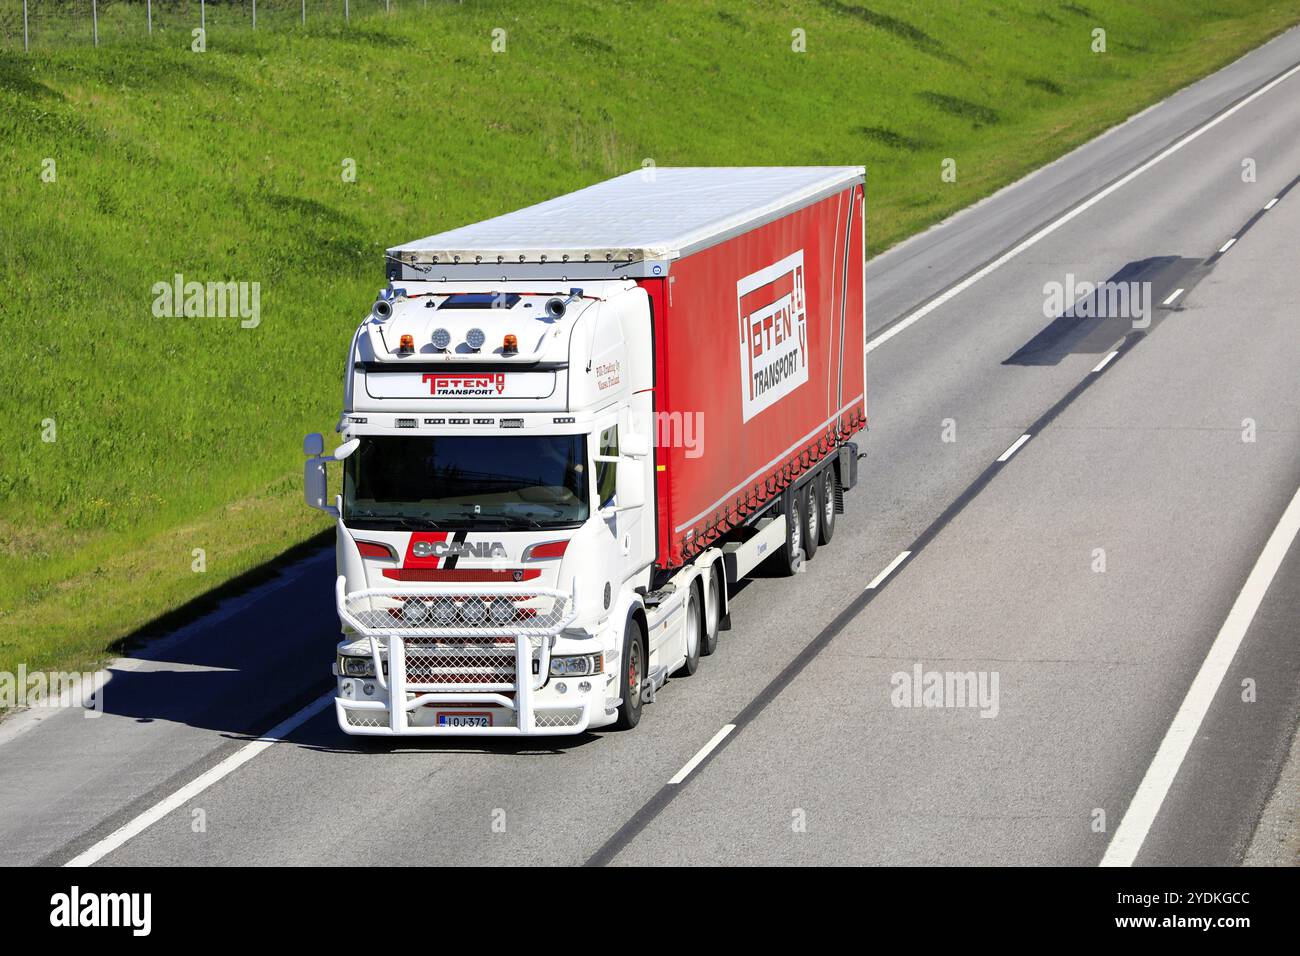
[0,0,1296,686]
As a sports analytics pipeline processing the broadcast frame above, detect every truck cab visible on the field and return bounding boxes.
[307,280,674,735]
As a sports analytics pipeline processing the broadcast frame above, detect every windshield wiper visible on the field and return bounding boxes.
[348,512,441,530]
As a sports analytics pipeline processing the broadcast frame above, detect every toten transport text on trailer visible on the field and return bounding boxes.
[304,167,867,735]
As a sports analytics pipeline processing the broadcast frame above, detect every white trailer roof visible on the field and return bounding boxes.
[387,166,864,281]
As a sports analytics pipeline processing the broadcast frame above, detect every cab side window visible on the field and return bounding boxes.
[596,425,618,508]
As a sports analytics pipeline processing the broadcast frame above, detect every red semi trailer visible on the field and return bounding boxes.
[309,167,867,736]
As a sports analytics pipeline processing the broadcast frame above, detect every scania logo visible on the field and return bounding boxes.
[412,540,508,559]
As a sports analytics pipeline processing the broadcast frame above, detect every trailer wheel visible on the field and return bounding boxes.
[701,567,720,657]
[613,616,646,730]
[817,467,837,546]
[771,491,803,576]
[801,482,819,561]
[673,584,701,677]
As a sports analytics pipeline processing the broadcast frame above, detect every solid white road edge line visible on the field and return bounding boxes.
[1162,288,1185,306]
[866,551,912,590]
[668,724,735,785]
[1092,350,1120,373]
[1219,237,1237,253]
[997,434,1032,463]
[1100,483,1300,867]
[862,61,1300,356]
[64,691,334,867]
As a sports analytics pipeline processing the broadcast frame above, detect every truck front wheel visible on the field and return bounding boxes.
[613,617,647,730]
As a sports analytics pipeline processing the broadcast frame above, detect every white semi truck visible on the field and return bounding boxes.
[305,167,867,735]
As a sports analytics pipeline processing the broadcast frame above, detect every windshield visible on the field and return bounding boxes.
[343,434,589,530]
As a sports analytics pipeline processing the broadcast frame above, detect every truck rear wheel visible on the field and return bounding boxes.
[801,482,819,561]
[818,466,837,545]
[673,585,701,677]
[701,567,720,657]
[613,617,646,730]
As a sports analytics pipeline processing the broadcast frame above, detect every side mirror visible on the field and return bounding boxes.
[304,458,335,514]
[333,438,361,460]
[621,432,651,459]
[614,454,645,511]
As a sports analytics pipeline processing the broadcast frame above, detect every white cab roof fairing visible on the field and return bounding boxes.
[352,279,638,365]
[387,167,865,280]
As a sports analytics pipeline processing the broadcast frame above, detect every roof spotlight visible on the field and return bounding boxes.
[431,327,451,351]
[465,328,486,351]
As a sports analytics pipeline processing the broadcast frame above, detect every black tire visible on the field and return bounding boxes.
[613,616,646,730]
[801,481,819,561]
[701,567,721,657]
[818,466,837,546]
[772,490,803,576]
[673,584,702,677]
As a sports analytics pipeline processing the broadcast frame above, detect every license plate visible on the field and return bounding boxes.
[437,712,491,728]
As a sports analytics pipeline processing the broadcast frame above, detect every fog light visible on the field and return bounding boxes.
[431,601,457,625]
[488,600,515,624]
[400,599,426,625]
[363,682,375,696]
[555,682,567,695]
[460,598,488,625]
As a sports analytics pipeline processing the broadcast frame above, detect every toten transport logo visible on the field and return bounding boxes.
[423,373,506,397]
[736,250,809,422]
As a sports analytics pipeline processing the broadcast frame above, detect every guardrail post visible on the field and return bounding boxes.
[93,0,98,47]
[301,0,305,26]
[147,0,152,35]
[252,0,256,31]
[23,0,28,53]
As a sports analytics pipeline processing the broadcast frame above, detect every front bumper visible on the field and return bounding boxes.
[332,576,600,736]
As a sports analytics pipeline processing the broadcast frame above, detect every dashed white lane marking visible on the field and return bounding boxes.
[997,434,1032,463]
[1101,483,1300,867]
[1218,237,1237,253]
[866,551,912,590]
[1092,350,1120,373]
[1162,288,1185,306]
[862,61,1300,356]
[1264,197,1279,209]
[668,724,735,785]
[64,692,334,867]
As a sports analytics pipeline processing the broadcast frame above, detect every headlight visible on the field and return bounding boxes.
[338,655,376,678]
[549,653,603,678]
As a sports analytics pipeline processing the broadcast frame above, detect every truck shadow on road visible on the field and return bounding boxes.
[1003,256,1203,366]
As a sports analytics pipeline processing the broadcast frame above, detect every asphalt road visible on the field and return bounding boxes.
[2,27,1299,867]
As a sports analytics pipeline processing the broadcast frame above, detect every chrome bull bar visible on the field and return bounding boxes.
[334,576,585,735]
